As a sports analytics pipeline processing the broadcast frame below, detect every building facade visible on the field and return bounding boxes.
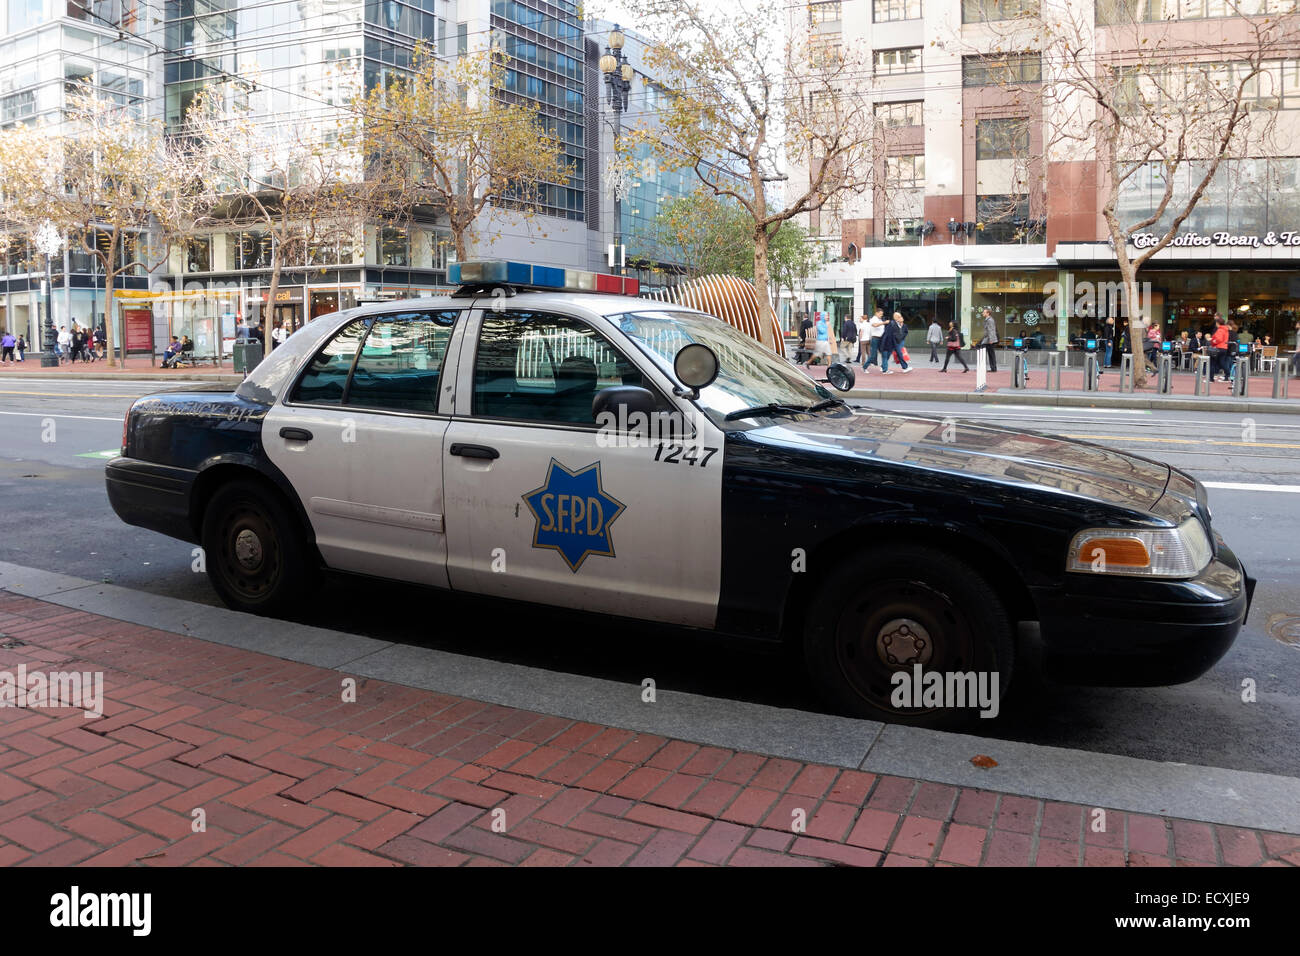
[0,0,157,344]
[793,0,1300,354]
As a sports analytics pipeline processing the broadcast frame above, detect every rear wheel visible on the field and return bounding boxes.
[201,479,312,616]
[803,545,1014,727]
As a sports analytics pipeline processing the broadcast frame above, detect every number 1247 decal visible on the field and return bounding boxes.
[653,443,719,467]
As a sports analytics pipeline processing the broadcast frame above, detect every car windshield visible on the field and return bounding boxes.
[610,309,829,421]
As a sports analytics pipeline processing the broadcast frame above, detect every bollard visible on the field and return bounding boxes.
[1046,351,1061,390]
[1083,353,1100,391]
[1233,356,1249,397]
[1119,353,1135,393]
[1157,353,1173,394]
[1193,354,1211,395]
[1274,356,1291,399]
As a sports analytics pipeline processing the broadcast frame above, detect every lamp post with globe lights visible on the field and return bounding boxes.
[34,220,63,368]
[599,25,634,276]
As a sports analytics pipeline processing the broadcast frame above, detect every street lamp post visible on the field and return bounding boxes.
[34,220,63,368]
[599,25,633,276]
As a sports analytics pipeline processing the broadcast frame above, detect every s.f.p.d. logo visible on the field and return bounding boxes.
[522,459,626,572]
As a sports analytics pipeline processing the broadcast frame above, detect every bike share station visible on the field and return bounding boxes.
[1011,336,1061,390]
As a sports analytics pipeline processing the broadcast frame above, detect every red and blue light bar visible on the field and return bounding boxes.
[450,260,640,296]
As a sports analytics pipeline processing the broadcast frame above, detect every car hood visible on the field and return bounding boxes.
[746,408,1172,511]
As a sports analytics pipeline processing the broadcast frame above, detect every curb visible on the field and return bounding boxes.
[1,558,1297,835]
[841,387,1300,416]
[0,371,243,384]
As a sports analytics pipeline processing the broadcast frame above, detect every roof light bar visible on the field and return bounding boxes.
[450,260,639,296]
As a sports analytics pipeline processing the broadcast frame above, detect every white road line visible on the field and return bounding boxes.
[0,410,121,423]
[1204,481,1300,494]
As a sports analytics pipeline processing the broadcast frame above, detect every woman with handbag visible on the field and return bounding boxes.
[940,321,969,372]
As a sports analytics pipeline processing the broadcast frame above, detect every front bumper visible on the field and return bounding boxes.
[105,456,200,544]
[1030,537,1254,686]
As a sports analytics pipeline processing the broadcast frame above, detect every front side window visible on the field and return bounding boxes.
[473,311,653,425]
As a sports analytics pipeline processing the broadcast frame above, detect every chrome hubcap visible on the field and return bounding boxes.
[876,618,932,667]
[234,528,263,570]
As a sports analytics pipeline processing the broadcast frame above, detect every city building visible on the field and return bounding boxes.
[0,0,157,343]
[791,0,1300,352]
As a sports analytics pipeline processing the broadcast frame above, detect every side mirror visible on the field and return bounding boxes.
[592,385,659,422]
[672,343,719,399]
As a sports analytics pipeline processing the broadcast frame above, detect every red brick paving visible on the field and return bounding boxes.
[0,590,1295,867]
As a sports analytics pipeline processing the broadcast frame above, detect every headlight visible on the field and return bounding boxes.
[1067,516,1213,578]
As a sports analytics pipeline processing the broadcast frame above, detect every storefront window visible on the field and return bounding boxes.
[871,279,958,331]
[969,270,1054,344]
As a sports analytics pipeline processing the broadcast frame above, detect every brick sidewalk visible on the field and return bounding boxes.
[0,355,237,377]
[1,591,1296,867]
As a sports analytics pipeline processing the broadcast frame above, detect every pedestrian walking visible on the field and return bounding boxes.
[879,312,912,374]
[864,307,886,372]
[15,334,25,362]
[1209,315,1230,382]
[0,330,14,363]
[940,321,969,372]
[927,317,943,363]
[57,325,71,364]
[974,307,999,373]
[839,314,858,365]
[809,310,836,366]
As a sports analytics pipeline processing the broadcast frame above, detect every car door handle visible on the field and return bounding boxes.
[279,427,314,442]
[449,443,499,460]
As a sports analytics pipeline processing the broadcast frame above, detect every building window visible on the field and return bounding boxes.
[1096,0,1295,24]
[976,118,1029,159]
[185,236,211,273]
[874,0,922,21]
[962,53,1042,86]
[380,226,409,267]
[976,194,1036,244]
[886,154,926,188]
[885,218,922,242]
[809,1,842,26]
[875,100,924,128]
[874,48,923,76]
[962,0,1039,22]
[0,90,35,124]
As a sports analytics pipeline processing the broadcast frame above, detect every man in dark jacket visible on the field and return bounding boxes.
[879,312,912,373]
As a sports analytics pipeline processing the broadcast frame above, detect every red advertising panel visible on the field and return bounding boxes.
[124,309,153,352]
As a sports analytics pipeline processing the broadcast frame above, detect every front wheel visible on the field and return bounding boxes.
[201,479,312,616]
[803,545,1014,727]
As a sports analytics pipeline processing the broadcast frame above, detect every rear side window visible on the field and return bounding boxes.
[292,310,459,413]
[292,320,367,404]
[347,311,458,414]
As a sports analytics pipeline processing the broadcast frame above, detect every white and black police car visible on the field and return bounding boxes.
[107,260,1254,724]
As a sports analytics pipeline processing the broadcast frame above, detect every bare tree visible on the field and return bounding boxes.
[354,43,575,262]
[185,80,367,329]
[1,89,202,365]
[965,0,1300,385]
[635,0,883,349]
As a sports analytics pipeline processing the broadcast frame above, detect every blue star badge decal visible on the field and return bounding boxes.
[522,459,626,572]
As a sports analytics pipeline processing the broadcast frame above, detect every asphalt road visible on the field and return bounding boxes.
[1,377,1297,776]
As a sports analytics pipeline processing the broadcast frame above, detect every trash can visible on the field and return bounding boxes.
[232,339,264,375]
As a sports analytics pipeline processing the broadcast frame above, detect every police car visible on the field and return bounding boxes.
[106,260,1254,724]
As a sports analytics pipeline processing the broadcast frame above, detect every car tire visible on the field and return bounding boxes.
[802,545,1014,727]
[201,479,313,616]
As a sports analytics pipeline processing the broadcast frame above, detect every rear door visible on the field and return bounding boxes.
[263,308,462,587]
[441,304,724,628]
